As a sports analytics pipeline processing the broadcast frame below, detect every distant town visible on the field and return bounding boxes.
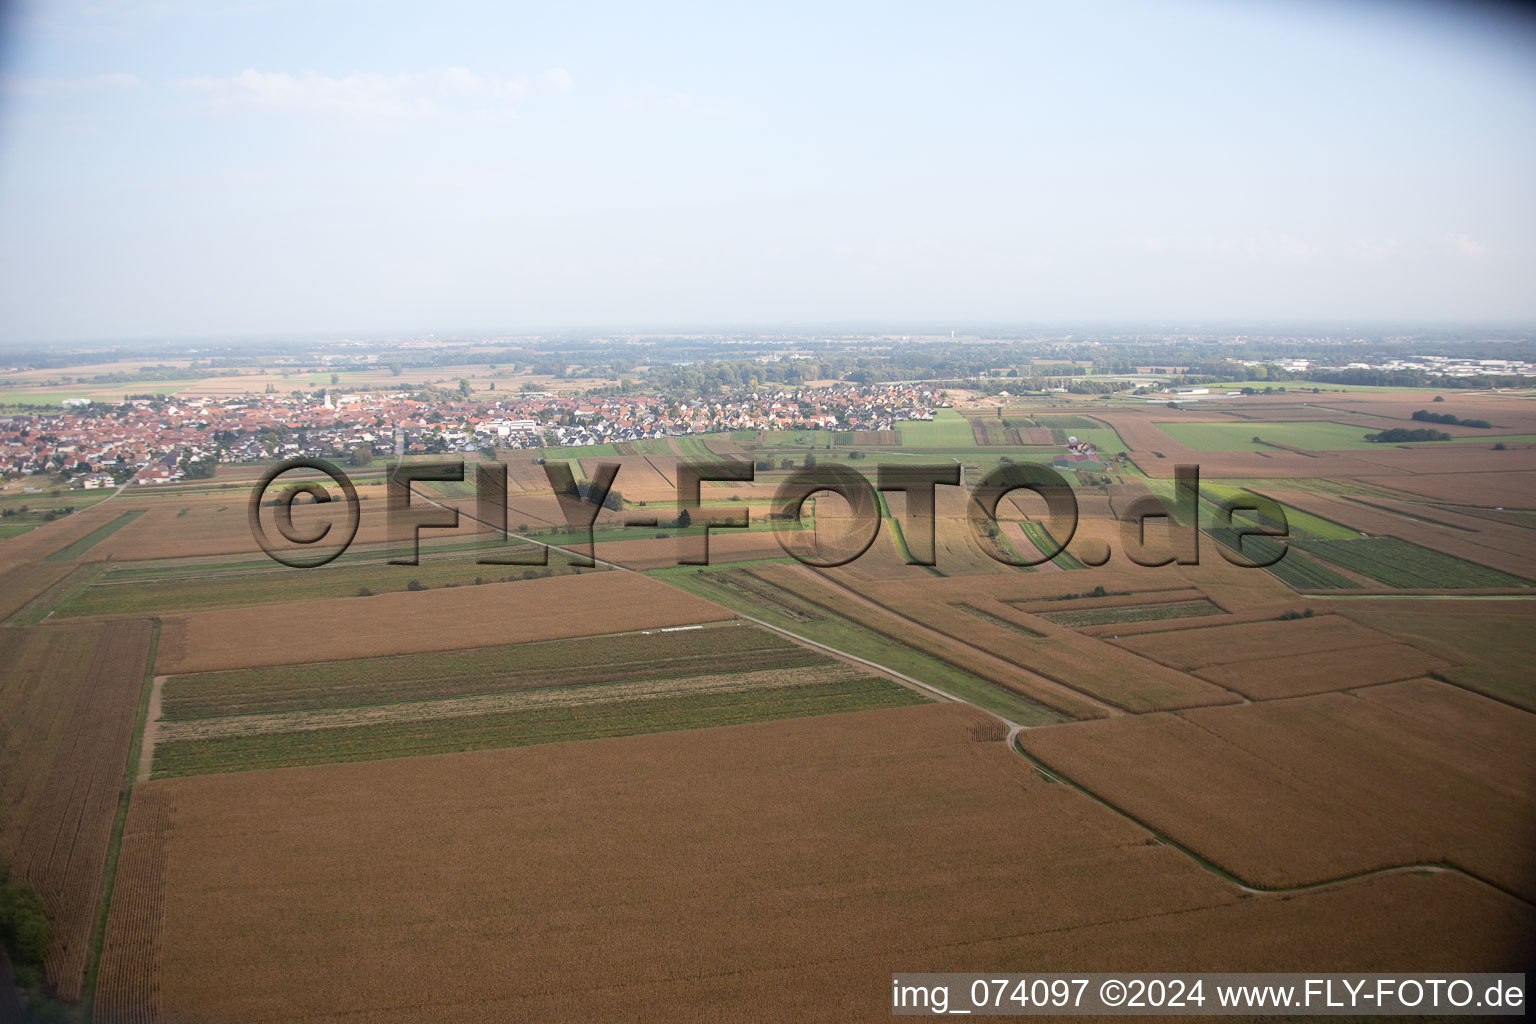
[2,329,1533,487]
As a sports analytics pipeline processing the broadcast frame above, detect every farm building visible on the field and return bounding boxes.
[1052,451,1103,470]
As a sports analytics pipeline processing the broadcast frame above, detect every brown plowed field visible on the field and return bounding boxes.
[1108,614,1395,670]
[1332,598,1536,711]
[91,703,1535,1023]
[0,561,74,621]
[1021,679,1536,896]
[782,568,1240,714]
[0,501,129,567]
[155,569,736,674]
[1367,471,1536,509]
[1193,642,1451,700]
[0,619,154,1000]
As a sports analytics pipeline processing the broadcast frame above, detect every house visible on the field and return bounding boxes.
[80,473,115,489]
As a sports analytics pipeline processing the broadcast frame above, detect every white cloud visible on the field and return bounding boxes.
[175,67,572,121]
[1446,232,1490,259]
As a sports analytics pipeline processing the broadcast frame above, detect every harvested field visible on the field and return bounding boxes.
[0,619,154,1000]
[0,501,132,566]
[594,529,789,571]
[1109,614,1396,670]
[50,543,581,619]
[155,570,736,674]
[1193,642,1451,700]
[94,703,1535,1024]
[0,561,74,621]
[1020,679,1536,897]
[1368,471,1536,509]
[43,509,145,561]
[773,566,1239,714]
[158,662,883,742]
[1333,599,1536,711]
[160,621,805,719]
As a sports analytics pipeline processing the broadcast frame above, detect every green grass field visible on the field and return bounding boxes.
[894,409,978,447]
[1155,420,1383,451]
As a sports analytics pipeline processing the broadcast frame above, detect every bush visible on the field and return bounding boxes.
[0,864,50,969]
[406,579,425,591]
[356,587,372,597]
[1364,428,1451,443]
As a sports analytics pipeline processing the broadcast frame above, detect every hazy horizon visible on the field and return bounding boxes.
[2,0,1535,343]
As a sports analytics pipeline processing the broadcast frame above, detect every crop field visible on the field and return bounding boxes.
[5,395,1534,1019]
[1020,680,1536,897]
[1036,598,1223,627]
[0,561,75,621]
[1368,471,1536,508]
[1333,599,1536,711]
[893,409,978,447]
[1192,641,1450,700]
[159,621,819,719]
[154,569,737,674]
[1259,488,1536,580]
[1205,529,1363,590]
[94,703,1536,1023]
[42,509,146,561]
[1108,613,1396,670]
[657,564,1074,724]
[0,619,154,1000]
[1293,537,1531,589]
[149,667,921,776]
[1155,420,1384,451]
[772,567,1240,715]
[48,542,582,618]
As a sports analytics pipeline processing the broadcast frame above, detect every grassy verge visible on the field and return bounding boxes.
[43,510,145,561]
[656,565,1066,725]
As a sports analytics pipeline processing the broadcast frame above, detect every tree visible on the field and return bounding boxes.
[0,863,50,970]
[350,447,373,468]
[458,379,472,398]
[388,362,403,377]
[330,373,339,385]
[675,508,692,529]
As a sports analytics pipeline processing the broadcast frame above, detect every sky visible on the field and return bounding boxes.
[0,0,1534,342]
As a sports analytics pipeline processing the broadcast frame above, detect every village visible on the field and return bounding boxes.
[0,381,945,486]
